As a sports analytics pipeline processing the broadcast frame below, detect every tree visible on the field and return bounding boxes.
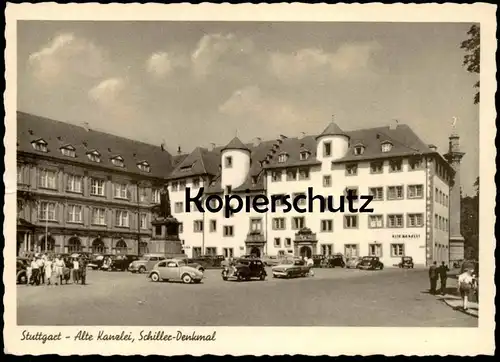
[460,24,480,104]
[461,177,479,259]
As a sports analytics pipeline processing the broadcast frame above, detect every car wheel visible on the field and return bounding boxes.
[237,274,244,282]
[138,266,146,274]
[150,273,160,282]
[380,264,384,270]
[193,279,201,284]
[286,272,291,279]
[182,274,193,284]
[222,276,228,281]
[272,274,277,278]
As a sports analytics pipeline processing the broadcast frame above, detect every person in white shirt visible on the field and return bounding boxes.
[72,258,80,284]
[44,257,53,285]
[30,257,40,285]
[457,268,476,311]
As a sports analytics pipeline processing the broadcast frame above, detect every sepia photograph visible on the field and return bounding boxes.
[4,2,496,356]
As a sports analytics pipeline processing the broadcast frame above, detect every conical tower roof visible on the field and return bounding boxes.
[315,122,349,139]
[221,137,251,152]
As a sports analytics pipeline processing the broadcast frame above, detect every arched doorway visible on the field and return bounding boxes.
[40,235,55,253]
[92,238,105,253]
[250,247,261,258]
[115,239,128,254]
[68,237,82,253]
[139,241,148,256]
[299,246,312,259]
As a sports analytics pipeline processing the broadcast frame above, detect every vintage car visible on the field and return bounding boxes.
[128,254,167,273]
[312,255,324,268]
[109,255,139,271]
[175,258,205,272]
[398,256,414,269]
[321,254,346,268]
[357,256,384,270]
[148,259,204,284]
[187,255,225,269]
[345,256,363,269]
[222,258,267,281]
[88,254,113,270]
[17,257,30,284]
[261,255,281,267]
[272,258,311,278]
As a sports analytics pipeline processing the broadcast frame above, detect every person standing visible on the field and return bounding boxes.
[306,256,314,277]
[72,257,80,284]
[428,261,438,294]
[37,255,45,284]
[438,261,450,295]
[457,268,475,311]
[79,257,88,285]
[54,255,64,285]
[44,256,53,286]
[30,257,40,285]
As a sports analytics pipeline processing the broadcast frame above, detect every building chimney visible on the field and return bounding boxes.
[428,144,438,152]
[253,137,262,147]
[389,119,399,130]
[177,146,182,155]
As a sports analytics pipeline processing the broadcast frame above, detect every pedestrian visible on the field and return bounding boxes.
[457,268,475,311]
[79,257,88,285]
[438,261,449,295]
[54,255,64,285]
[72,257,80,284]
[44,256,54,286]
[428,261,438,294]
[30,257,40,285]
[37,255,45,284]
[306,256,315,277]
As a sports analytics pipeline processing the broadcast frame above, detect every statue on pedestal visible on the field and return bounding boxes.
[159,188,172,218]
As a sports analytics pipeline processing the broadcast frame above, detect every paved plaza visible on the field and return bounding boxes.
[17,267,477,327]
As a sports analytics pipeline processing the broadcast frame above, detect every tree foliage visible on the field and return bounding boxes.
[460,24,480,104]
[461,177,479,258]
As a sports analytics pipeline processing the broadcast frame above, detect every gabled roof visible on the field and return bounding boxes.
[17,111,175,179]
[315,122,348,139]
[168,147,221,180]
[221,137,251,152]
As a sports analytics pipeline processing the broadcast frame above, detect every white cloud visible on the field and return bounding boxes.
[88,77,126,104]
[269,41,381,81]
[28,33,107,84]
[146,52,173,78]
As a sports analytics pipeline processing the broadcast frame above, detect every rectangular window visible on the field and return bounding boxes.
[179,181,186,191]
[140,213,148,229]
[91,178,105,196]
[178,222,183,234]
[370,161,383,174]
[407,213,424,227]
[39,169,57,189]
[387,185,404,200]
[272,171,282,182]
[152,189,161,203]
[67,204,83,223]
[193,220,203,233]
[408,184,424,199]
[299,168,310,180]
[292,217,305,230]
[67,175,83,193]
[272,217,286,230]
[193,247,202,258]
[321,244,333,256]
[171,182,179,192]
[114,183,128,199]
[138,187,148,202]
[17,167,22,184]
[344,215,358,229]
[274,237,281,247]
[434,214,438,229]
[368,244,382,257]
[209,220,217,232]
[205,247,217,256]
[345,164,358,176]
[174,202,183,213]
[389,159,402,172]
[293,192,306,205]
[286,170,297,181]
[91,208,106,225]
[323,141,332,157]
[323,175,332,187]
[38,201,57,221]
[369,187,384,201]
[223,248,234,258]
[368,215,383,228]
[225,156,233,168]
[285,238,292,247]
[250,218,262,232]
[434,187,439,202]
[320,219,333,232]
[409,157,423,171]
[387,214,404,228]
[344,187,359,199]
[192,178,200,188]
[272,194,286,206]
[223,225,234,237]
[391,244,405,257]
[115,210,129,227]
[344,244,359,258]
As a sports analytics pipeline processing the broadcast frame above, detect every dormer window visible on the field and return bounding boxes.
[60,145,76,157]
[381,141,393,153]
[278,153,288,163]
[300,151,310,161]
[31,139,48,152]
[137,161,151,173]
[353,144,365,156]
[87,150,101,163]
[111,156,124,167]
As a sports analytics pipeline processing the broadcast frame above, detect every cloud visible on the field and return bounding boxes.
[146,52,175,78]
[190,33,255,77]
[269,41,381,82]
[88,77,126,104]
[28,33,107,84]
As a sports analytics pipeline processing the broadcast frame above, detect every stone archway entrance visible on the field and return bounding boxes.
[299,246,312,258]
[68,237,82,253]
[92,238,105,253]
[115,239,128,254]
[250,247,261,258]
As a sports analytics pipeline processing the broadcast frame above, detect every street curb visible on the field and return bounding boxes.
[439,297,478,318]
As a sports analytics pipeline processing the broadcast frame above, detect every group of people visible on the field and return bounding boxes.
[429,260,478,311]
[27,254,88,286]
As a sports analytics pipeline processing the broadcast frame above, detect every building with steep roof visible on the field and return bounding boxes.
[16,111,463,266]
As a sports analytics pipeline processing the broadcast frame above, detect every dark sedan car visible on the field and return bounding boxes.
[358,256,384,270]
[17,257,30,284]
[222,258,267,281]
[110,255,139,271]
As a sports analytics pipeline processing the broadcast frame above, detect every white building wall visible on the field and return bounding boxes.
[221,149,250,189]
[433,175,451,264]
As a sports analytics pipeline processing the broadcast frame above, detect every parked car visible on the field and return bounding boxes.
[175,258,205,272]
[222,258,267,281]
[187,255,225,269]
[262,255,281,267]
[17,257,30,284]
[398,256,414,269]
[148,259,204,284]
[88,254,112,270]
[312,255,324,268]
[110,255,139,271]
[321,254,346,268]
[345,256,363,269]
[272,258,311,278]
[358,256,384,270]
[128,254,167,273]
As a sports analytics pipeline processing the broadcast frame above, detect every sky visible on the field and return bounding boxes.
[17,21,479,195]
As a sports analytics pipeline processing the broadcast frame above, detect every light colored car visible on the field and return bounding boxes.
[148,259,204,284]
[345,257,362,269]
[128,254,166,273]
[272,258,311,278]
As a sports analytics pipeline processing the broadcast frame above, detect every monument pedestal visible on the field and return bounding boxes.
[150,216,186,259]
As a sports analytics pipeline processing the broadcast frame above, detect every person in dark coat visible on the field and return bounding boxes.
[79,257,88,285]
[428,261,438,294]
[438,261,449,295]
